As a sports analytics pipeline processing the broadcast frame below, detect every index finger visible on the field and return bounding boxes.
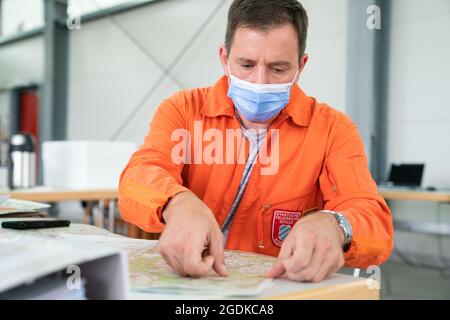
[283,233,315,274]
[209,232,229,277]
[266,238,294,278]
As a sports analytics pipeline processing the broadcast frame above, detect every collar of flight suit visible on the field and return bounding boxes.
[201,75,314,127]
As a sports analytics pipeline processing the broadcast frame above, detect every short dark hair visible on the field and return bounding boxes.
[225,0,309,58]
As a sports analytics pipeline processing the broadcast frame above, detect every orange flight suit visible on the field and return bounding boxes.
[118,75,394,268]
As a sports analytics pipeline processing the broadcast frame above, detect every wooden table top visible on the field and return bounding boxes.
[1,188,119,202]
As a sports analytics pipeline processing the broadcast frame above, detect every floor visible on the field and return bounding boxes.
[341,260,450,300]
[380,261,450,299]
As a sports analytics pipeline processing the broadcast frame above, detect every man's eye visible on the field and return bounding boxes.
[273,68,285,74]
[241,64,253,69]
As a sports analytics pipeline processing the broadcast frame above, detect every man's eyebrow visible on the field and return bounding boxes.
[268,61,291,68]
[235,58,291,68]
[236,57,257,64]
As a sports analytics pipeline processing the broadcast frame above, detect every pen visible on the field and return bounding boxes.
[1,220,71,230]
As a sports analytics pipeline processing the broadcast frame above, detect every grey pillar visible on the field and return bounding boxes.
[0,0,3,36]
[41,0,69,143]
[346,0,391,183]
[39,0,69,185]
[374,0,391,185]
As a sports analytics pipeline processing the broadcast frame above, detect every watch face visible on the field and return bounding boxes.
[321,210,352,243]
[343,223,352,243]
[336,213,352,243]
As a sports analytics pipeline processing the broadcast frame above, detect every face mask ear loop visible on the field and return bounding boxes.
[227,62,239,89]
[289,68,300,88]
[227,62,235,84]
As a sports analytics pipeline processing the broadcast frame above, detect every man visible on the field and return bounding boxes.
[119,0,394,282]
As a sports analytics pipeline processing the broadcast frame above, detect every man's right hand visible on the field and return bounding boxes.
[157,191,229,278]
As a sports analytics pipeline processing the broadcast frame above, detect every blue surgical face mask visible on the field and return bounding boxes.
[227,64,298,122]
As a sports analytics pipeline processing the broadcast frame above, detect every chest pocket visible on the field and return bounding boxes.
[262,188,319,215]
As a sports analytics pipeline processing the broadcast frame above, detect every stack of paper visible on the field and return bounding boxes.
[0,196,50,217]
[0,226,128,299]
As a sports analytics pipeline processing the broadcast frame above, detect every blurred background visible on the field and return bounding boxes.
[0,0,449,299]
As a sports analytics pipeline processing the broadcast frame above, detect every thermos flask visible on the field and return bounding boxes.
[9,133,37,189]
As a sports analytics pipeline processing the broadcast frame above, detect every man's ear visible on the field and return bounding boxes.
[298,54,309,74]
[219,45,229,76]
[294,54,309,83]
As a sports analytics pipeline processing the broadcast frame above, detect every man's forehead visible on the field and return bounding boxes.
[230,25,299,60]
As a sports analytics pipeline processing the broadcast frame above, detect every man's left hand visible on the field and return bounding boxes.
[266,211,346,282]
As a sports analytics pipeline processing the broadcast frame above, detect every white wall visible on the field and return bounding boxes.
[0,37,44,87]
[0,0,148,37]
[67,0,349,144]
[386,0,450,265]
[300,0,348,111]
[0,91,11,137]
[69,0,139,16]
[68,0,228,143]
[1,0,44,36]
[387,0,450,189]
[0,36,44,136]
[69,0,139,15]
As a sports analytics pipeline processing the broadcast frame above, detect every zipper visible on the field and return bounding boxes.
[257,203,271,248]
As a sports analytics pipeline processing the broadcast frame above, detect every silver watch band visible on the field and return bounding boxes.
[319,210,353,249]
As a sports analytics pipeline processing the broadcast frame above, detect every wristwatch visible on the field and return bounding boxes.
[320,210,353,251]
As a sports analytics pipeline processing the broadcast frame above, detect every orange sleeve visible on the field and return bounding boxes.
[319,122,394,269]
[118,92,191,233]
